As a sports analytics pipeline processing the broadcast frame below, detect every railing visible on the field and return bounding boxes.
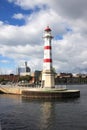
[55,85,67,89]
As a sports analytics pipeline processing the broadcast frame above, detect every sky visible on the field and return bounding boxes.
[0,0,87,74]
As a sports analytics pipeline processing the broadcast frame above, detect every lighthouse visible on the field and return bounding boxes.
[42,26,55,88]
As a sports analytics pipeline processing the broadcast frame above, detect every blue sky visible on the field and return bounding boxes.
[0,0,32,25]
[0,0,87,74]
[0,0,34,74]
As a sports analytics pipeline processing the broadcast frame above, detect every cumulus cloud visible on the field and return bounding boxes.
[0,9,67,46]
[8,0,87,19]
[56,0,87,20]
[0,60,9,63]
[12,13,25,19]
[53,31,87,73]
[0,68,14,74]
[0,0,87,74]
[8,0,47,10]
[8,0,87,37]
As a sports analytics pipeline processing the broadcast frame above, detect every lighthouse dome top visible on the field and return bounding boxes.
[44,26,51,32]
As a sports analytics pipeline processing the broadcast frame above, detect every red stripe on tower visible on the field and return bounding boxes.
[44,46,51,49]
[44,59,52,62]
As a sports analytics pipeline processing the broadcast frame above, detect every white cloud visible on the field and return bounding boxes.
[8,0,46,9]
[0,60,9,63]
[53,31,87,73]
[0,68,14,75]
[0,9,66,46]
[12,13,25,19]
[1,0,87,74]
[8,0,87,20]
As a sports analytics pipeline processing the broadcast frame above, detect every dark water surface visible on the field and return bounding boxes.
[0,85,87,130]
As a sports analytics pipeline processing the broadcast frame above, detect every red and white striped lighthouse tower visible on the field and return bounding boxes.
[42,26,55,88]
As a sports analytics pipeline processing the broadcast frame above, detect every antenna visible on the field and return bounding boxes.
[25,61,27,67]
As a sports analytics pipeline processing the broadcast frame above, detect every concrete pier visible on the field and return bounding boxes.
[0,85,80,99]
[0,85,30,94]
[22,88,80,99]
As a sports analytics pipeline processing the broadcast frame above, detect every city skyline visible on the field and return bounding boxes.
[0,0,87,74]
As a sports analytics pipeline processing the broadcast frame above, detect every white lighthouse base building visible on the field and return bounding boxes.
[41,26,55,89]
[42,70,55,88]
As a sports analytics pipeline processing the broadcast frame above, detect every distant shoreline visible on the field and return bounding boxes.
[55,77,87,85]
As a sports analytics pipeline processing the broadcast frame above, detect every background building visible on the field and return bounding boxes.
[18,61,31,76]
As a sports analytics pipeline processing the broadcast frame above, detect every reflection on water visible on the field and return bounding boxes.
[0,121,1,130]
[22,97,80,130]
[0,85,87,130]
[22,98,55,130]
[40,102,54,130]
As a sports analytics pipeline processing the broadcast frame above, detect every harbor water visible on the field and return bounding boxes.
[0,85,87,130]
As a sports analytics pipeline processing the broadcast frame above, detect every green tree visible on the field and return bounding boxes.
[0,77,4,83]
[19,75,32,82]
